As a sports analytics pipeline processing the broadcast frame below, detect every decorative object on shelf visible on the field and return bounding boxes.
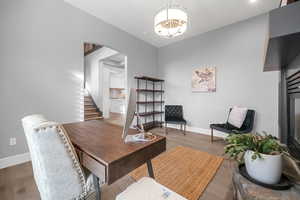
[135,76,164,131]
[224,132,294,185]
[154,1,188,38]
[192,67,216,92]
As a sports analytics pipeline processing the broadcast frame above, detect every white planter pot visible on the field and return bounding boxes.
[244,150,282,184]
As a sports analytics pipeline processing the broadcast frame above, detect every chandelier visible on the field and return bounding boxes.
[154,3,188,38]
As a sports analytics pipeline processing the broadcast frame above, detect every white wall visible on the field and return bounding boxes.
[102,64,126,117]
[102,65,111,118]
[84,47,118,110]
[110,99,125,114]
[110,72,125,89]
[158,14,280,137]
[0,0,157,159]
[110,69,125,114]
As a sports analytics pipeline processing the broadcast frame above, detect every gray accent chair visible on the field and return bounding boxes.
[22,114,96,200]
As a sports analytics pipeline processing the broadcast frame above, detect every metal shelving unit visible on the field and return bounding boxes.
[135,76,164,131]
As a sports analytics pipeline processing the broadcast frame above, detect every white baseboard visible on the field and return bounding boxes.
[0,152,31,169]
[165,124,228,138]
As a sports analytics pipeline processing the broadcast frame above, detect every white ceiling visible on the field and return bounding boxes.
[103,53,125,68]
[65,0,280,47]
[107,53,125,63]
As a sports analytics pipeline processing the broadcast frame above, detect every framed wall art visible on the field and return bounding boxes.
[192,67,216,92]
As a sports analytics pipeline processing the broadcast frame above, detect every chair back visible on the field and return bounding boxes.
[241,109,255,130]
[227,108,255,131]
[165,105,183,120]
[22,115,88,200]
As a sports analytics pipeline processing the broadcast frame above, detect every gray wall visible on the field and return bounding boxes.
[0,0,283,159]
[0,0,157,158]
[269,1,300,38]
[158,14,280,137]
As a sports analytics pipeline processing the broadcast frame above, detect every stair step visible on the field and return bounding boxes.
[85,115,101,118]
[85,112,100,116]
[85,116,103,121]
[84,104,94,106]
[85,111,99,114]
[85,108,97,111]
[85,107,96,110]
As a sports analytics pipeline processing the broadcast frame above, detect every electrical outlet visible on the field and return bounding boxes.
[9,137,16,146]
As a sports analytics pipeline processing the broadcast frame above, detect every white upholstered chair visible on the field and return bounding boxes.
[116,177,187,200]
[22,114,96,200]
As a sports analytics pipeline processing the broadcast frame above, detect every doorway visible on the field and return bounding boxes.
[83,42,127,124]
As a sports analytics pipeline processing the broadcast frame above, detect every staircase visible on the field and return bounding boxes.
[84,95,103,121]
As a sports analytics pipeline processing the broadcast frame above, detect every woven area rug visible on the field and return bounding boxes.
[130,146,224,200]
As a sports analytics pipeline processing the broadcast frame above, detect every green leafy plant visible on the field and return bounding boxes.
[224,132,288,163]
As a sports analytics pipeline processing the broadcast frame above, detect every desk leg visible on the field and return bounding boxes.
[147,160,154,179]
[93,174,101,200]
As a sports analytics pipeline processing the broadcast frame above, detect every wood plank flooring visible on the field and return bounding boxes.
[0,126,234,200]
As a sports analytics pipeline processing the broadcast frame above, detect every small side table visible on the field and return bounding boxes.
[232,169,300,200]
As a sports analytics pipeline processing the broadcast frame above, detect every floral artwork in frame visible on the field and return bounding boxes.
[192,67,216,92]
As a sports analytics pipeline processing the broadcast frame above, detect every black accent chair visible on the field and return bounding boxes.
[165,105,187,135]
[210,108,255,142]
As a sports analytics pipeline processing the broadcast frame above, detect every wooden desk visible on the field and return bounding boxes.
[63,120,166,199]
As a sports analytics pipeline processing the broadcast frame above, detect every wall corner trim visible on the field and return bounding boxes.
[0,152,31,169]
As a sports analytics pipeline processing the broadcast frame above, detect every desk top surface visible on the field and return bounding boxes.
[63,120,165,166]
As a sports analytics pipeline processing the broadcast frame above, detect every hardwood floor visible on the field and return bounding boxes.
[0,127,234,200]
[0,161,39,200]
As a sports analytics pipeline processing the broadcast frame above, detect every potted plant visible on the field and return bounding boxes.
[224,132,289,185]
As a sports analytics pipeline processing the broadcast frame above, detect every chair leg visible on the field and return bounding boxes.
[183,124,186,135]
[165,123,168,135]
[211,128,214,143]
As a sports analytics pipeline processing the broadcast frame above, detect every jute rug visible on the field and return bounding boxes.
[130,146,224,200]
